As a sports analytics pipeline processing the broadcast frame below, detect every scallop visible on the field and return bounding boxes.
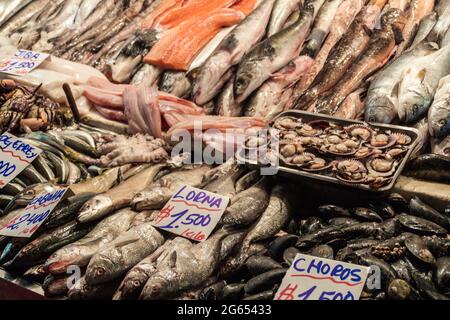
[291,153,315,165]
[370,133,396,149]
[280,144,296,157]
[345,124,373,141]
[393,133,412,146]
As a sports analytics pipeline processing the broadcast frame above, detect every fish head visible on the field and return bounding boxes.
[45,247,81,274]
[130,187,168,211]
[429,113,450,140]
[77,196,113,224]
[140,274,173,300]
[117,268,154,299]
[365,96,397,124]
[85,255,115,285]
[235,61,269,103]
[14,182,56,206]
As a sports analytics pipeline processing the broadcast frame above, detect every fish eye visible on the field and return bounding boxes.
[439,119,447,126]
[413,105,419,112]
[445,148,450,155]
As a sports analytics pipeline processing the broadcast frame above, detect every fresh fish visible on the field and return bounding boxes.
[192,0,276,105]
[131,64,162,86]
[398,43,450,123]
[302,0,343,57]
[20,163,48,184]
[68,275,121,300]
[33,154,56,182]
[219,231,246,261]
[394,0,435,56]
[85,222,165,285]
[432,133,450,157]
[268,0,305,37]
[234,0,325,103]
[216,75,242,117]
[0,0,33,28]
[405,153,450,183]
[0,0,50,35]
[69,165,131,195]
[203,159,244,198]
[410,12,437,47]
[442,26,450,47]
[113,238,191,300]
[428,74,450,139]
[140,230,227,300]
[75,0,103,27]
[409,196,450,229]
[221,177,270,227]
[22,264,47,283]
[236,185,291,264]
[297,1,385,109]
[365,42,437,123]
[293,0,365,97]
[159,71,191,98]
[5,220,93,269]
[77,164,166,223]
[426,0,450,44]
[45,152,69,183]
[45,208,137,274]
[411,117,429,158]
[245,56,314,120]
[43,273,72,297]
[315,8,406,115]
[131,165,211,211]
[333,87,365,119]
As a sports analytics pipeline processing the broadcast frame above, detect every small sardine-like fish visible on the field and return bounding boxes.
[428,74,450,139]
[267,0,305,37]
[0,0,49,36]
[410,12,437,47]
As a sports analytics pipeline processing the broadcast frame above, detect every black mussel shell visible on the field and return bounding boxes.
[422,236,450,257]
[357,254,398,290]
[386,193,408,212]
[299,216,327,235]
[245,255,283,276]
[335,247,355,262]
[244,268,287,295]
[268,235,299,261]
[398,214,447,236]
[327,217,359,226]
[435,257,450,291]
[347,238,380,251]
[317,205,351,218]
[368,201,396,219]
[422,290,450,300]
[286,219,300,235]
[222,283,246,300]
[282,247,301,266]
[410,196,450,230]
[243,289,276,300]
[351,207,383,222]
[391,259,412,283]
[387,279,411,300]
[379,218,402,239]
[199,281,226,300]
[405,235,436,266]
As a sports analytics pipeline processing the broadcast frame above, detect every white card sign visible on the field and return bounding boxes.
[152,185,229,242]
[0,132,42,188]
[0,187,69,238]
[274,253,370,300]
[0,49,49,75]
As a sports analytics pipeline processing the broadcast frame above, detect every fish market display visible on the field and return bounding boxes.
[0,0,449,302]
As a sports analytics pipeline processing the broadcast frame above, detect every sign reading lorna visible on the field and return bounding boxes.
[153,185,229,242]
[275,254,370,300]
[0,187,68,238]
[0,132,42,188]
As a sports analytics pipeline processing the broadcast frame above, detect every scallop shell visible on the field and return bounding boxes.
[366,156,398,177]
[290,152,316,166]
[273,116,300,130]
[325,142,358,156]
[335,159,367,183]
[302,158,334,172]
[296,120,329,137]
[345,124,373,141]
[392,133,412,146]
[369,133,396,149]
[385,147,407,158]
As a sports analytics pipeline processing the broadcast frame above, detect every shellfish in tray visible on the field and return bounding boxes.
[345,124,373,141]
[296,120,329,137]
[302,157,334,172]
[368,131,396,149]
[393,133,412,146]
[273,116,300,130]
[334,159,367,183]
[366,155,399,177]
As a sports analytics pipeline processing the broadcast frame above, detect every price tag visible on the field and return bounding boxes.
[152,185,229,242]
[274,253,370,300]
[0,49,49,75]
[0,187,69,238]
[0,132,42,188]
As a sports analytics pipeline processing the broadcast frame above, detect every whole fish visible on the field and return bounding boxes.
[296,0,385,109]
[192,0,276,105]
[5,221,93,269]
[85,222,165,285]
[131,165,211,211]
[45,208,137,274]
[428,74,450,139]
[365,42,436,123]
[131,64,162,85]
[75,0,104,27]
[398,43,450,123]
[425,0,449,45]
[113,238,191,300]
[216,75,242,117]
[159,71,191,98]
[77,164,165,223]
[315,8,406,115]
[432,133,450,157]
[221,177,270,227]
[411,117,429,158]
[68,275,121,300]
[333,87,366,119]
[292,0,365,98]
[234,0,325,103]
[0,0,50,35]
[267,0,305,37]
[245,56,314,120]
[43,274,72,297]
[410,12,437,47]
[302,0,343,57]
[140,230,228,300]
[0,0,33,28]
[69,165,131,195]
[236,185,291,264]
[394,0,435,57]
[203,159,244,198]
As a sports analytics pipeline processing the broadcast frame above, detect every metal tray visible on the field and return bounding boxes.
[237,110,419,193]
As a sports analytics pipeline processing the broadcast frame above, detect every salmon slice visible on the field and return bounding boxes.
[145,9,244,70]
[230,0,258,15]
[158,0,238,29]
[141,0,184,29]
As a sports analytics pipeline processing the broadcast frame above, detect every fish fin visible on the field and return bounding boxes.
[391,82,400,98]
[113,235,140,248]
[362,25,372,37]
[167,251,177,269]
[393,26,404,45]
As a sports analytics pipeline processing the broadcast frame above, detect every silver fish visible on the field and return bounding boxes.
[0,0,49,35]
[131,165,211,211]
[234,0,324,103]
[0,0,33,28]
[411,117,429,158]
[77,164,165,223]
[75,0,103,27]
[192,0,276,105]
[131,64,162,85]
[85,222,165,285]
[410,12,437,48]
[203,159,244,198]
[431,133,450,156]
[428,74,450,139]
[268,0,305,37]
[45,208,136,274]
[216,76,242,117]
[428,0,450,45]
[159,71,191,98]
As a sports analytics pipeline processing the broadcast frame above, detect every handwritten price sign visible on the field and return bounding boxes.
[274,254,370,300]
[153,185,229,241]
[0,49,49,75]
[0,187,68,238]
[0,132,42,188]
